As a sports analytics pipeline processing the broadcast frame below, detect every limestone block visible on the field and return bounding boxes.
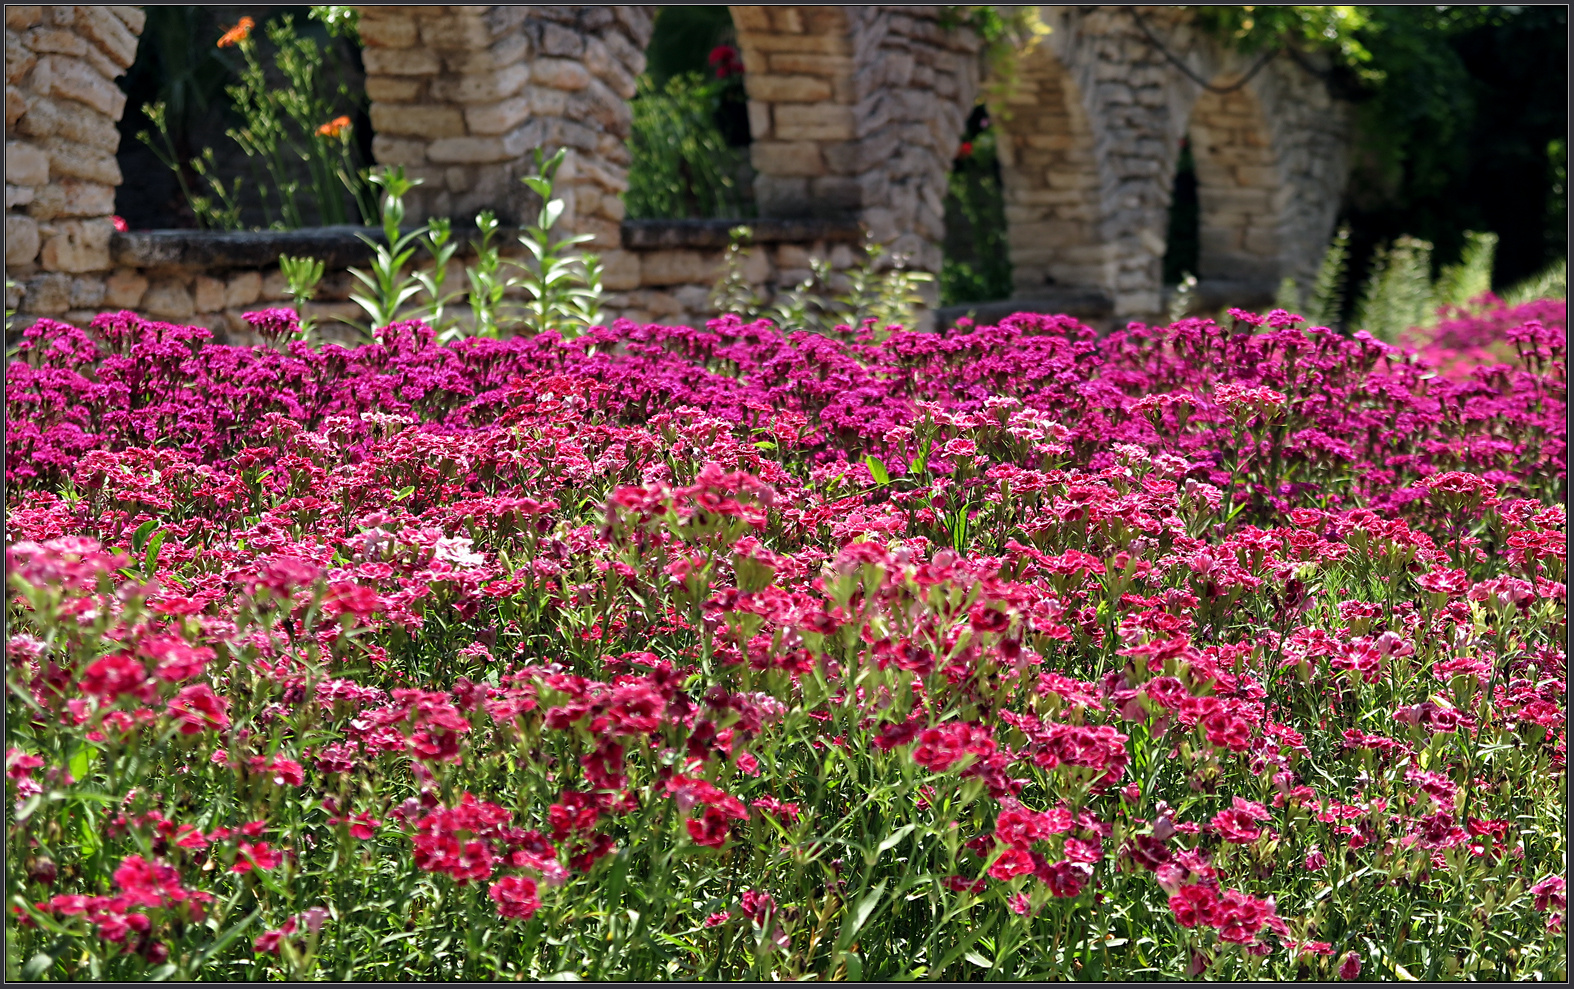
[808,175,860,209]
[192,275,225,313]
[427,135,509,164]
[361,46,441,76]
[22,27,88,57]
[640,249,721,287]
[141,279,194,319]
[431,62,529,104]
[41,54,125,117]
[532,58,591,91]
[748,74,833,103]
[464,94,531,135]
[672,283,711,312]
[357,12,418,48]
[22,272,70,313]
[750,140,823,177]
[774,104,855,142]
[6,140,49,185]
[5,7,43,30]
[107,7,145,33]
[51,178,113,216]
[5,213,40,264]
[74,5,140,69]
[49,96,121,151]
[371,134,428,166]
[369,103,465,138]
[68,274,104,308]
[6,183,34,207]
[43,136,121,184]
[767,53,854,78]
[262,269,290,301]
[365,76,423,102]
[104,266,148,308]
[600,248,640,291]
[39,217,111,272]
[747,100,771,141]
[417,15,495,51]
[601,193,626,221]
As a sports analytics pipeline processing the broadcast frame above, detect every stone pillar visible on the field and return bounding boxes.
[5,5,144,321]
[732,5,978,279]
[1190,86,1281,283]
[355,4,651,285]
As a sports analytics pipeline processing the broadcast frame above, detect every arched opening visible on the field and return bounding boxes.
[1162,137,1199,285]
[1186,85,1281,284]
[940,104,1011,305]
[992,45,1109,301]
[625,6,754,219]
[114,6,371,231]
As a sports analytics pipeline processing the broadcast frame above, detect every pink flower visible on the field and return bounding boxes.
[489,875,540,919]
[167,684,230,734]
[1338,951,1361,979]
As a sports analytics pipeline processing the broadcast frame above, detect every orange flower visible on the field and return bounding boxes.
[217,17,255,48]
[317,116,352,138]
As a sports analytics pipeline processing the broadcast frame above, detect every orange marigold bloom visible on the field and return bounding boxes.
[217,17,255,48]
[317,116,352,138]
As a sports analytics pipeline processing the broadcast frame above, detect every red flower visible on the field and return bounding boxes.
[111,215,129,232]
[489,875,540,919]
[167,684,231,734]
[958,141,974,158]
[708,44,744,79]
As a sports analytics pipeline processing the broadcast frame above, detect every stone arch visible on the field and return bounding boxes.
[1188,84,1280,282]
[992,42,1110,298]
[356,4,654,255]
[729,6,978,276]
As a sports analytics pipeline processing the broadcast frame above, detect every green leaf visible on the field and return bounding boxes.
[144,529,166,577]
[836,879,887,951]
[131,519,158,553]
[865,455,890,486]
[392,485,416,501]
[964,951,992,968]
[22,952,55,979]
[68,744,93,782]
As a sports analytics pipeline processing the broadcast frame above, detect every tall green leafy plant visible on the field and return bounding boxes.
[512,149,606,337]
[626,73,751,220]
[348,168,426,331]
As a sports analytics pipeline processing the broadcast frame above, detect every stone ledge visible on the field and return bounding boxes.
[620,217,864,250]
[112,227,390,270]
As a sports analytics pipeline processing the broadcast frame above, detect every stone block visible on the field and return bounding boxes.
[357,12,418,48]
[39,217,111,271]
[464,94,531,135]
[69,274,104,308]
[74,5,140,69]
[361,46,441,76]
[262,269,290,300]
[809,175,860,209]
[371,134,428,166]
[6,140,49,185]
[640,249,721,286]
[41,54,125,117]
[600,248,640,291]
[431,62,529,104]
[21,272,70,313]
[747,100,771,141]
[369,103,465,138]
[774,104,855,141]
[49,96,121,151]
[750,140,823,177]
[427,135,509,164]
[6,7,43,30]
[104,267,148,308]
[532,58,591,91]
[418,15,495,50]
[107,7,145,33]
[365,76,424,102]
[23,27,88,57]
[43,136,120,184]
[748,74,833,102]
[6,213,40,264]
[193,275,225,313]
[765,53,854,77]
[141,279,193,319]
[746,32,850,56]
[6,183,33,207]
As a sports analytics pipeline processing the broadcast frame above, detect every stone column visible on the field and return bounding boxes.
[5,5,144,322]
[355,4,651,287]
[733,5,977,280]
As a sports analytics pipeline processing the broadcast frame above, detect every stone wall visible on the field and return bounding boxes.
[5,5,144,322]
[994,5,1353,321]
[5,5,1352,333]
[733,5,979,288]
[355,5,652,279]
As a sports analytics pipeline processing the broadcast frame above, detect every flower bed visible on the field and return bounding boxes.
[4,303,1566,980]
